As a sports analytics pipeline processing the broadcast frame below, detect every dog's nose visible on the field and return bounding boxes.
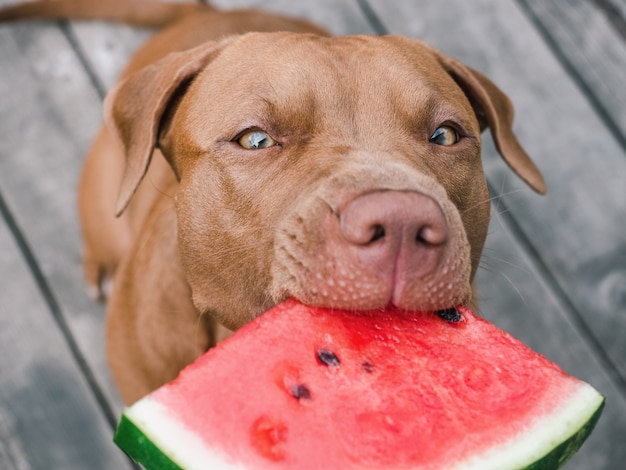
[339,191,448,280]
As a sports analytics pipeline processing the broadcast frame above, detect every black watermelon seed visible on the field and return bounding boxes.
[316,349,340,367]
[437,307,462,323]
[291,384,312,400]
[362,362,374,373]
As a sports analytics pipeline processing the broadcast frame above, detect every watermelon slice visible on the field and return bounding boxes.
[114,300,604,470]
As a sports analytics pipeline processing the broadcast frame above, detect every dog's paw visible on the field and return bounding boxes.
[85,276,114,302]
[82,259,115,302]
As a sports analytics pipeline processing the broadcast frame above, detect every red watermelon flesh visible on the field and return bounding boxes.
[114,299,604,469]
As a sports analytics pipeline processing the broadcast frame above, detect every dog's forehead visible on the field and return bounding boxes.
[181,33,477,144]
[214,33,453,90]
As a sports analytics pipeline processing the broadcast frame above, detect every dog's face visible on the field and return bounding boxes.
[106,33,546,330]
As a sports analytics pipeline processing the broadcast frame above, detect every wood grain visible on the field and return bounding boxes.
[0,215,132,468]
[519,0,626,148]
[0,0,125,432]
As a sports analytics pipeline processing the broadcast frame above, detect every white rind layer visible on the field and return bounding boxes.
[451,382,604,470]
[125,382,603,470]
[126,397,248,470]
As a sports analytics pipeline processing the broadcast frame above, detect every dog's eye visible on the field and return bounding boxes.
[430,126,458,146]
[236,130,278,150]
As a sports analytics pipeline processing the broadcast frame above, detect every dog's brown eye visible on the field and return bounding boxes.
[430,126,458,146]
[237,130,278,150]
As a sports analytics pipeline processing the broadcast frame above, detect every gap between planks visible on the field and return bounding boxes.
[0,187,119,431]
[514,0,626,156]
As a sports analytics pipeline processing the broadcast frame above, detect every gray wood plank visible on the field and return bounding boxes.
[0,217,132,469]
[66,21,150,92]
[602,0,626,33]
[518,0,626,148]
[68,0,193,91]
[210,0,374,35]
[0,4,190,468]
[0,6,124,416]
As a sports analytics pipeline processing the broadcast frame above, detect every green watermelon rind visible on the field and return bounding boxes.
[115,398,248,470]
[451,382,605,470]
[524,397,604,470]
[114,383,604,470]
[115,413,182,470]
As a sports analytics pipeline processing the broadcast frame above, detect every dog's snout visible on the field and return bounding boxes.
[273,185,472,312]
[339,191,448,251]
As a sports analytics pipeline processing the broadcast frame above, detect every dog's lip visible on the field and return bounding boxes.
[284,294,460,315]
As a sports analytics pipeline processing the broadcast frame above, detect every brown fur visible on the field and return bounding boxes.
[0,0,545,404]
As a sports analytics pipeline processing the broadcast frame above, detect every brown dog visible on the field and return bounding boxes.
[0,0,546,404]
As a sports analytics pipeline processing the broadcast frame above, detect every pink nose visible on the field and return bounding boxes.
[339,191,448,281]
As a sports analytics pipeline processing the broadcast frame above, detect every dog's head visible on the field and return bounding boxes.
[105,32,545,330]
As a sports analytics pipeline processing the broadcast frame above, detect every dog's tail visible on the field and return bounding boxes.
[0,0,214,28]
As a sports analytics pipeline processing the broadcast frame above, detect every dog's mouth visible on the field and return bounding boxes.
[262,207,471,313]
[271,233,472,314]
[260,296,464,327]
[271,283,472,323]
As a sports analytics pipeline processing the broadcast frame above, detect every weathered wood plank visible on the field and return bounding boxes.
[210,0,373,35]
[65,21,150,92]
[0,6,123,415]
[67,0,193,92]
[0,215,132,469]
[518,0,626,149]
[599,0,626,34]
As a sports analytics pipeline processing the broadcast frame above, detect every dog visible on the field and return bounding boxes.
[0,0,546,404]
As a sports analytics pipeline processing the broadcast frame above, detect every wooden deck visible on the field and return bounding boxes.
[0,0,625,468]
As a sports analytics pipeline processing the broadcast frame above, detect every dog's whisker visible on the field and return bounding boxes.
[195,310,211,347]
[147,173,176,202]
[490,205,516,219]
[476,251,530,307]
[479,251,531,276]
[480,266,528,308]
[460,187,525,217]
[492,174,508,218]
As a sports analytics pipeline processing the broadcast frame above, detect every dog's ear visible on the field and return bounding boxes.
[104,39,230,216]
[435,53,547,195]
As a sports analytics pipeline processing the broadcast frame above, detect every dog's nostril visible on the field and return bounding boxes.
[416,227,432,245]
[416,229,425,244]
[369,224,385,243]
[416,225,446,246]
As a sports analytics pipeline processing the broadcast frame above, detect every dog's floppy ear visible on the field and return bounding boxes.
[104,39,231,216]
[435,53,547,194]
